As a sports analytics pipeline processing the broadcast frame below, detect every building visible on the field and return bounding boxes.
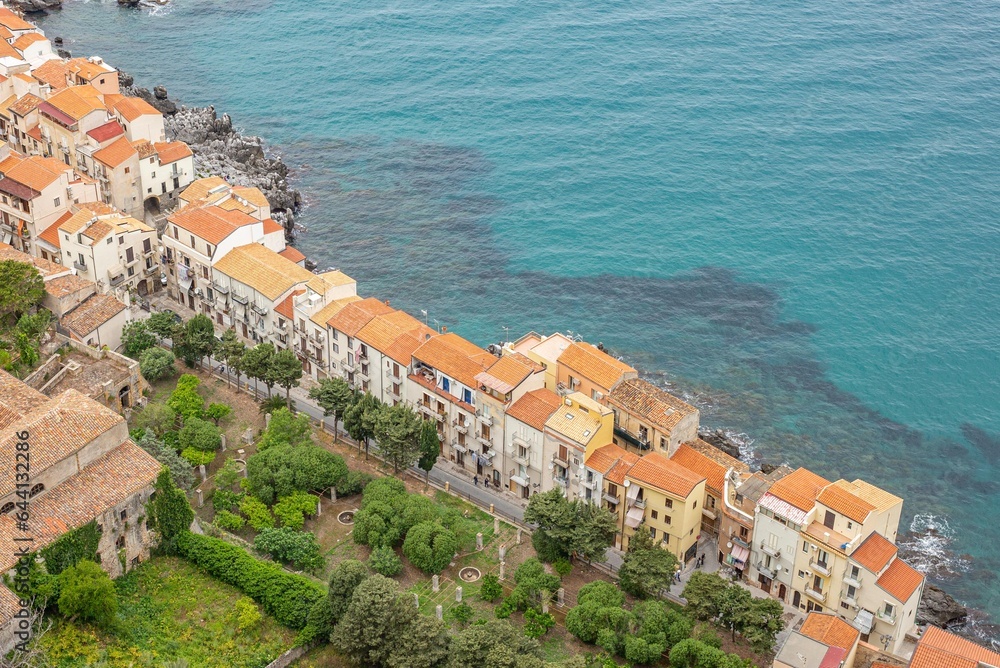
[622,451,706,560]
[542,391,614,499]
[37,84,109,165]
[750,467,831,604]
[583,443,640,532]
[508,331,574,390]
[407,332,498,473]
[608,378,699,455]
[908,625,1000,668]
[556,340,637,403]
[26,338,147,413]
[0,370,161,654]
[503,388,563,499]
[59,292,130,351]
[132,139,194,219]
[64,56,119,95]
[719,466,791,579]
[670,439,748,536]
[109,96,164,144]
[844,532,924,654]
[773,612,860,668]
[350,308,436,401]
[42,271,96,318]
[282,271,360,377]
[325,297,397,387]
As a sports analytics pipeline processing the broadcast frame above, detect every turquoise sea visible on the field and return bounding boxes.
[37,0,1000,628]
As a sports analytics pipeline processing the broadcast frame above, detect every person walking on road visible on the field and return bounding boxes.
[473,475,479,487]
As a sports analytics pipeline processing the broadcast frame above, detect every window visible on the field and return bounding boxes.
[53,196,60,207]
[126,247,134,263]
[638,425,648,442]
[151,170,156,177]
[664,498,673,509]
[649,528,656,538]
[115,535,125,549]
[803,543,809,554]
[120,509,127,521]
[77,253,85,266]
[846,584,857,599]
[206,244,213,256]
[660,436,667,450]
[693,499,697,509]
[823,510,835,529]
[798,570,805,578]
[568,374,576,387]
[607,483,618,498]
[663,515,671,525]
[739,526,749,539]
[849,565,860,580]
[106,237,113,244]
[190,235,195,247]
[884,602,895,616]
[651,510,658,520]
[332,343,339,354]
[847,520,854,530]
[172,226,178,239]
[147,187,153,194]
[124,167,130,174]
[0,502,14,515]
[143,238,151,253]
[162,182,167,194]
[127,266,134,277]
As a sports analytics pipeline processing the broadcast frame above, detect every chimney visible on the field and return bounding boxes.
[823,532,830,544]
[384,299,390,306]
[441,326,447,333]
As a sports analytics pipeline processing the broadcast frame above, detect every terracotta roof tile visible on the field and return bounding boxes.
[231,186,270,208]
[153,141,191,164]
[307,270,354,296]
[274,290,301,320]
[168,204,250,246]
[0,243,66,277]
[846,479,903,512]
[608,378,697,433]
[586,443,641,486]
[558,341,635,390]
[4,154,66,192]
[9,93,43,117]
[799,613,860,652]
[356,310,430,363]
[44,85,105,121]
[911,626,1000,668]
[179,176,228,203]
[61,293,127,336]
[0,39,22,62]
[93,136,137,168]
[384,327,437,367]
[213,243,315,301]
[32,58,69,90]
[850,533,897,573]
[44,272,94,298]
[683,438,749,474]
[626,451,705,498]
[545,393,608,446]
[308,295,361,328]
[670,443,730,494]
[326,297,395,337]
[0,368,48,430]
[113,96,161,122]
[411,332,495,388]
[262,218,284,235]
[475,353,539,394]
[767,467,830,512]
[505,388,563,432]
[818,482,876,523]
[278,246,305,263]
[12,32,46,52]
[66,57,114,82]
[0,8,36,31]
[876,557,924,602]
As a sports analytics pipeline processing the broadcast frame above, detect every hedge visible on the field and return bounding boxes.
[175,531,324,630]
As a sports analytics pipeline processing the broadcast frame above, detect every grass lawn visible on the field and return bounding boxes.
[38,557,296,668]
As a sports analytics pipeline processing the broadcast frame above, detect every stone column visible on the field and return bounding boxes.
[456,586,463,602]
[498,545,506,561]
[330,487,337,501]
[196,489,204,508]
[489,503,495,514]
[499,561,505,581]
[516,529,522,544]
[316,499,322,516]
[541,590,549,614]
[494,517,500,533]
[432,575,440,592]
[199,465,207,482]
[445,481,450,492]
[557,588,565,607]
[413,593,419,608]
[265,413,271,428]
[435,605,443,620]
[220,434,227,452]
[476,533,483,550]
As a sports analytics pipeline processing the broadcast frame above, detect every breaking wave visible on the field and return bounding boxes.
[898,514,973,580]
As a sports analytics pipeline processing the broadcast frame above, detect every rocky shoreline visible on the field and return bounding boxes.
[117,71,303,237]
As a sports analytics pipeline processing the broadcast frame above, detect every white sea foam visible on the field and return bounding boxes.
[898,513,972,579]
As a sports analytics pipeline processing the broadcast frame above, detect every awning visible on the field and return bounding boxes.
[602,493,620,505]
[1,231,11,244]
[852,609,874,634]
[625,506,645,529]
[108,263,125,277]
[510,475,529,488]
[702,508,717,520]
[178,277,192,292]
[626,483,641,503]
[452,443,467,453]
[730,544,749,565]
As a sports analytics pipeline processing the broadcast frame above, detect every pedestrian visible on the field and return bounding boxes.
[484,477,490,489]
[473,475,479,486]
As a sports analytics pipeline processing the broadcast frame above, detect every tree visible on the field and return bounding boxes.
[253,527,324,572]
[214,458,242,491]
[524,489,616,562]
[147,468,194,553]
[257,407,312,450]
[402,521,458,574]
[344,392,382,459]
[309,377,354,442]
[146,311,177,340]
[122,320,158,357]
[571,501,618,562]
[181,314,217,370]
[417,419,440,487]
[242,343,275,397]
[369,545,403,577]
[178,416,221,453]
[16,311,50,340]
[132,402,176,437]
[246,444,347,505]
[273,491,319,529]
[375,403,422,473]
[387,614,450,668]
[167,374,204,422]
[523,608,555,639]
[681,572,730,621]
[618,526,678,599]
[139,347,176,381]
[446,619,544,668]
[217,329,245,390]
[268,348,302,408]
[136,429,195,491]
[57,561,117,629]
[204,402,232,426]
[326,559,371,625]
[480,573,503,602]
[331,575,418,667]
[715,584,752,641]
[0,260,44,327]
[737,597,784,653]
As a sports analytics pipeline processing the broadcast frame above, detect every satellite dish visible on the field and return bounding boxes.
[727,542,733,549]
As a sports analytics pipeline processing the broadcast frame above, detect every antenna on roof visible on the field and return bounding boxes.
[420,309,428,325]
[502,326,510,345]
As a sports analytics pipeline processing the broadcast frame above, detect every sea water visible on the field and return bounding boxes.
[36,0,1000,628]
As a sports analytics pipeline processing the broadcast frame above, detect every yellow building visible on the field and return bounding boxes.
[608,378,700,456]
[670,439,749,536]
[542,391,614,499]
[623,451,706,562]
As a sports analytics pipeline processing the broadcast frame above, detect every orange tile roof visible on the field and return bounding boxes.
[62,293,127,336]
[558,341,635,390]
[476,353,539,394]
[87,119,125,143]
[44,273,95,299]
[0,8,35,31]
[845,479,903,512]
[133,138,155,158]
[231,186,270,208]
[274,289,301,320]
[66,57,113,82]
[262,218,284,234]
[326,297,395,337]
[586,444,641,486]
[626,451,705,499]
[113,95,161,121]
[38,213,70,248]
[0,368,48,430]
[45,84,105,121]
[9,92,43,117]
[12,32,46,52]
[683,438,749,473]
[817,482,876,523]
[384,327,437,367]
[26,124,42,141]
[411,332,496,387]
[355,310,429,362]
[32,58,69,90]
[911,626,1000,668]
[168,205,248,246]
[798,613,860,652]
[153,140,191,164]
[93,135,137,168]
[180,176,229,202]
[876,557,924,602]
[850,533,897,573]
[0,25,11,40]
[278,245,305,263]
[308,295,361,329]
[608,378,698,433]
[0,243,65,276]
[670,443,730,494]
[506,388,563,432]
[606,451,642,485]
[3,154,66,191]
[213,243,315,301]
[767,467,831,512]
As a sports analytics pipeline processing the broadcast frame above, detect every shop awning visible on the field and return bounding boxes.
[852,609,874,634]
[625,506,645,529]
[730,544,749,565]
[510,475,529,488]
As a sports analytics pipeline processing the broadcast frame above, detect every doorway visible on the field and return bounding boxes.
[777,584,787,602]
[793,591,801,608]
[118,385,130,409]
[758,574,772,594]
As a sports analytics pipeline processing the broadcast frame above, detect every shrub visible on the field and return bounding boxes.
[402,521,458,574]
[139,347,175,380]
[57,561,117,630]
[368,545,403,577]
[326,559,371,624]
[336,470,373,497]
[254,527,324,573]
[179,416,221,452]
[531,528,568,563]
[234,596,262,632]
[239,496,275,531]
[204,402,232,426]
[167,374,204,421]
[147,469,193,554]
[553,558,573,578]
[479,573,503,602]
[181,447,215,466]
[451,601,474,626]
[523,607,555,639]
[214,458,242,492]
[176,531,324,629]
[510,558,560,609]
[214,510,245,532]
[212,489,243,513]
[246,444,347,505]
[273,492,319,530]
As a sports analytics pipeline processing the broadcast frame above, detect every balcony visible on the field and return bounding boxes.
[213,282,229,295]
[73,260,87,272]
[580,478,597,490]
[804,587,827,603]
[109,273,125,287]
[231,293,248,305]
[842,594,858,607]
[552,455,568,469]
[875,609,896,625]
[731,534,750,549]
[756,563,776,580]
[843,574,863,588]
[809,559,831,578]
[554,475,568,488]
[250,303,268,316]
[342,361,355,373]
[435,412,446,423]
[356,368,370,381]
[512,435,528,448]
[453,421,468,434]
[514,454,529,467]
[632,498,647,510]
[418,404,434,417]
[477,412,493,427]
[477,435,492,448]
[759,542,781,559]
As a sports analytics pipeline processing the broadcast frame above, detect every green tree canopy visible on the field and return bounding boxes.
[308,377,354,442]
[245,443,347,505]
[57,560,117,629]
[139,347,176,381]
[524,489,616,562]
[258,407,312,451]
[131,402,176,437]
[166,374,204,422]
[681,572,730,621]
[417,419,440,484]
[147,468,194,553]
[180,313,217,370]
[136,429,195,490]
[331,574,419,667]
[326,559,371,626]
[146,311,178,340]
[446,619,545,668]
[122,320,158,358]
[402,521,458,574]
[375,402,422,473]
[344,391,382,459]
[268,348,302,407]
[217,328,246,390]
[619,526,678,599]
[178,416,221,453]
[253,527,324,572]
[242,342,275,396]
[0,260,44,327]
[204,402,232,426]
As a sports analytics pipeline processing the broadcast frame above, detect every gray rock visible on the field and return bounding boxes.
[8,0,60,13]
[917,583,968,628]
[57,48,72,59]
[117,0,141,6]
[698,427,743,461]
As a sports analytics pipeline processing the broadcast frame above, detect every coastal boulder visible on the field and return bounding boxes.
[917,583,968,628]
[8,0,61,12]
[698,428,743,461]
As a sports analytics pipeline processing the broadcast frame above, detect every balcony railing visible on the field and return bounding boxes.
[435,412,447,423]
[804,587,827,603]
[342,361,355,373]
[755,562,776,580]
[843,573,863,588]
[552,455,568,469]
[73,260,87,272]
[418,404,433,417]
[453,422,468,434]
[514,454,529,467]
[632,498,647,510]
[760,542,781,559]
[580,478,597,490]
[554,475,568,487]
[875,609,896,625]
[477,412,493,427]
[477,435,492,447]
[809,559,831,578]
